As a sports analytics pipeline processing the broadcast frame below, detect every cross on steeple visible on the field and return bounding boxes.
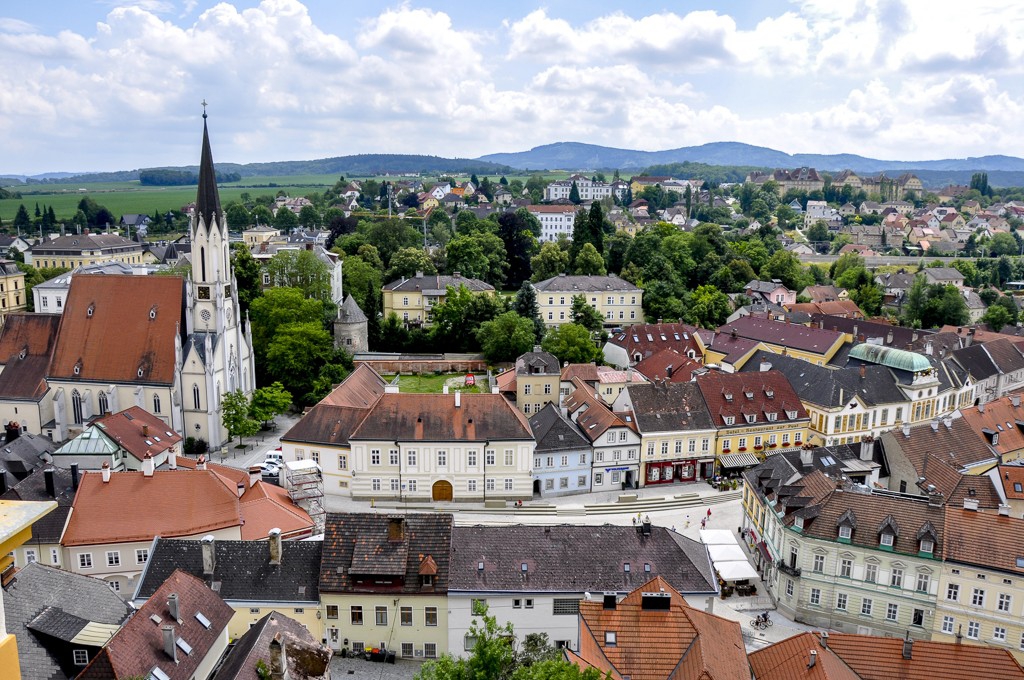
[201,99,208,119]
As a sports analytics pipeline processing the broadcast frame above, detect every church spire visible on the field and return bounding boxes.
[195,102,222,232]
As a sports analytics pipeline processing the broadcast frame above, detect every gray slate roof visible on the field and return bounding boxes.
[212,611,322,680]
[532,273,641,293]
[449,524,717,594]
[741,350,906,408]
[529,403,590,453]
[383,273,494,294]
[0,466,77,544]
[134,537,322,603]
[516,350,560,376]
[337,293,367,323]
[4,562,132,680]
[620,381,714,433]
[0,433,55,480]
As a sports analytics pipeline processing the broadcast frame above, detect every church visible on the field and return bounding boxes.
[0,113,255,449]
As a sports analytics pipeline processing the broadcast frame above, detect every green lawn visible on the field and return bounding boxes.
[381,373,484,394]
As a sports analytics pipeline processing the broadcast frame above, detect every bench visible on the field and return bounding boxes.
[618,493,638,503]
[484,499,506,509]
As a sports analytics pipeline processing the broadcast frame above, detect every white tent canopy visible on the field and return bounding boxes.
[698,529,736,545]
[715,560,760,582]
[706,544,748,562]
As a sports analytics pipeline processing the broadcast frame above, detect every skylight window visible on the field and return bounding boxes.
[151,668,171,680]
[176,638,192,655]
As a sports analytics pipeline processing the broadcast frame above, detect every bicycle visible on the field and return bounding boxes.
[750,614,774,630]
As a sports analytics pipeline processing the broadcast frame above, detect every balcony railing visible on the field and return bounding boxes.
[777,559,802,578]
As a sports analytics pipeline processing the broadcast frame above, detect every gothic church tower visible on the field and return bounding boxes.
[180,110,256,449]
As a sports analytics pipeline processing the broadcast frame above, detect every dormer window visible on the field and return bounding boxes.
[794,516,804,530]
[880,533,894,547]
[839,526,852,539]
[724,392,733,402]
[605,631,617,646]
[745,391,754,399]
[149,305,157,320]
[786,410,798,419]
[765,389,775,399]
[86,304,95,317]
[745,414,756,424]
[920,539,934,554]
[723,416,735,426]
[137,367,145,378]
[73,364,81,375]
[766,412,777,422]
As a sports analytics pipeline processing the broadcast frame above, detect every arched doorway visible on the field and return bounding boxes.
[431,480,453,502]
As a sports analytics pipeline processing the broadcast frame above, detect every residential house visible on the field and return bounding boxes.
[211,611,331,680]
[533,274,644,328]
[29,261,139,315]
[563,378,642,491]
[613,381,717,484]
[25,233,145,269]
[801,285,848,303]
[696,369,810,459]
[833,170,863,191]
[787,242,815,256]
[78,569,233,680]
[717,315,847,365]
[743,462,946,639]
[805,200,841,228]
[935,503,1024,663]
[924,267,966,289]
[750,630,1024,680]
[948,339,1024,404]
[319,513,451,659]
[60,465,313,594]
[278,364,387,496]
[2,465,79,573]
[382,272,495,327]
[959,396,1024,462]
[788,300,864,319]
[544,175,627,202]
[837,243,879,257]
[449,527,718,657]
[526,205,577,242]
[632,348,704,384]
[746,168,825,196]
[0,260,26,320]
[0,235,31,258]
[133,534,322,640]
[529,403,592,497]
[3,562,133,680]
[0,433,55,483]
[513,349,561,415]
[603,322,703,368]
[566,575,748,679]
[811,314,927,349]
[701,330,767,372]
[745,279,796,306]
[242,225,279,246]
[49,406,182,472]
[346,391,535,502]
[0,313,60,438]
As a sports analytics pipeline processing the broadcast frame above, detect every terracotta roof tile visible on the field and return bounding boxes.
[633,348,702,383]
[350,393,532,442]
[720,315,845,354]
[943,505,1024,575]
[607,323,703,364]
[750,632,870,680]
[564,378,630,442]
[0,313,61,400]
[91,406,182,461]
[50,275,185,384]
[63,470,241,546]
[824,631,1024,680]
[575,575,747,680]
[239,481,314,541]
[959,396,1024,457]
[695,370,809,429]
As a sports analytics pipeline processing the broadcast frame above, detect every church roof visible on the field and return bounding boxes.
[338,294,367,323]
[195,115,222,232]
[49,275,186,385]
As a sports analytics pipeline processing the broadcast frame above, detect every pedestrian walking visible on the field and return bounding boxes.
[685,514,691,529]
[707,508,712,518]
[700,518,706,530]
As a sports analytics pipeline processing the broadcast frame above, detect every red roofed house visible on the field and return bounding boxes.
[61,462,312,594]
[49,405,183,472]
[566,576,748,680]
[79,569,233,680]
[0,312,61,438]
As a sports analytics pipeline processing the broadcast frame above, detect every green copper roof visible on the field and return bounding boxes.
[848,343,932,373]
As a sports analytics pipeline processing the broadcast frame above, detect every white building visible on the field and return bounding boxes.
[526,205,577,242]
[544,175,628,202]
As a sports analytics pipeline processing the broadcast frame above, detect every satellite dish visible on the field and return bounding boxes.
[584,592,592,600]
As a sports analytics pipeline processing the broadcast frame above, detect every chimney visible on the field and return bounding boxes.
[236,482,245,498]
[911,331,919,342]
[270,633,287,680]
[142,453,155,477]
[168,446,177,470]
[800,448,813,468]
[1013,396,1022,408]
[455,390,461,408]
[197,454,207,470]
[925,340,933,355]
[956,625,963,645]
[963,497,979,511]
[931,421,939,432]
[0,469,7,495]
[819,631,829,649]
[760,359,772,372]
[202,535,216,576]
[162,625,178,663]
[999,504,1011,516]
[853,324,859,338]
[860,437,873,461]
[269,527,282,566]
[142,424,149,437]
[641,519,652,537]
[101,461,111,483]
[979,403,986,414]
[808,649,817,669]
[886,330,893,345]
[902,632,913,660]
[168,593,180,621]
[965,328,974,347]
[249,465,261,487]
[859,364,866,380]
[902,423,910,437]
[443,384,449,395]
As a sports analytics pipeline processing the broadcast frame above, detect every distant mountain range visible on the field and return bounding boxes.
[7,141,1024,188]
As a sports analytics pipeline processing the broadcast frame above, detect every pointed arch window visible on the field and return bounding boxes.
[200,247,207,281]
[192,384,201,410]
[153,394,161,414]
[98,391,109,416]
[71,390,83,425]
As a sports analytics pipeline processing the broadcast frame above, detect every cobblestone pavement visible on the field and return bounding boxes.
[330,655,420,680]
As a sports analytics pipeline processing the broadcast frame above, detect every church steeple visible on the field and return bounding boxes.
[196,104,222,232]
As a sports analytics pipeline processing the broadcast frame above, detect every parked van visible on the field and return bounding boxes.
[264,449,284,466]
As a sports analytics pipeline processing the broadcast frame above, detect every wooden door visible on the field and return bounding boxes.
[432,480,453,501]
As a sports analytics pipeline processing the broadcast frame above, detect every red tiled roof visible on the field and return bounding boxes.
[575,575,747,680]
[824,631,1024,680]
[695,370,809,429]
[959,396,1024,457]
[719,315,845,355]
[79,569,233,680]
[0,313,61,400]
[607,323,703,364]
[943,505,1024,576]
[999,464,1024,500]
[750,632,860,680]
[281,364,386,446]
[564,377,630,442]
[633,348,702,383]
[63,470,241,546]
[239,481,314,541]
[91,406,182,461]
[350,392,532,442]
[50,275,185,384]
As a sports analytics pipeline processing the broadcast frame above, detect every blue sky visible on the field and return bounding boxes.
[2,0,1023,174]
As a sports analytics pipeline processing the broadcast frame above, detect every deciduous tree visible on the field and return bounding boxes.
[222,390,259,446]
[542,323,601,364]
[477,311,536,362]
[249,382,292,425]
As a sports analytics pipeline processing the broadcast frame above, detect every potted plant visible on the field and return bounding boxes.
[722,448,731,454]
[754,444,764,451]
[738,446,747,452]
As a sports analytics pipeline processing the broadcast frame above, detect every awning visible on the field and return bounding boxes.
[716,560,760,582]
[707,544,747,562]
[699,529,737,545]
[757,541,773,564]
[719,452,760,469]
